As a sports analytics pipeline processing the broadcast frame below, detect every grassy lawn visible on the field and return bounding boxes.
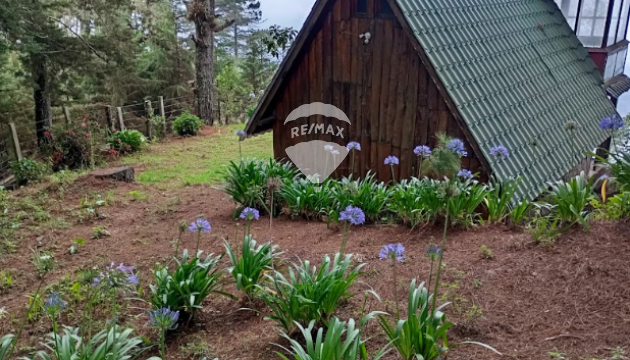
[123,124,273,187]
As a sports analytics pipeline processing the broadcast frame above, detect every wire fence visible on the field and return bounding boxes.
[0,93,200,184]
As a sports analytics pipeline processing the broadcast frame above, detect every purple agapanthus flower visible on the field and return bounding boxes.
[384,155,399,166]
[347,142,362,151]
[149,307,180,330]
[235,130,246,140]
[458,169,473,180]
[414,145,432,158]
[489,145,509,160]
[240,207,260,221]
[600,116,625,130]
[379,244,405,263]
[189,219,211,233]
[127,274,139,285]
[44,292,67,314]
[446,138,468,157]
[339,206,366,226]
[425,244,442,260]
[117,263,135,273]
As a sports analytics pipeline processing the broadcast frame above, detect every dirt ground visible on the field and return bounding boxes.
[2,172,630,360]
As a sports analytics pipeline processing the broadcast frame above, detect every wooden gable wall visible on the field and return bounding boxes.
[270,0,484,182]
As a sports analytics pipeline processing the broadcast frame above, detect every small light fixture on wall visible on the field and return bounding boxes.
[359,32,371,44]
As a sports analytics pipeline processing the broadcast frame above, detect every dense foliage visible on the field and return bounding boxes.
[10,158,50,184]
[172,112,203,136]
[107,130,146,154]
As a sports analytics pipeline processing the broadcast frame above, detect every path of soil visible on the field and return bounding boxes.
[1,173,630,360]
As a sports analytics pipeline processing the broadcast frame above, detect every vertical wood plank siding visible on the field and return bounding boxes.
[270,0,484,182]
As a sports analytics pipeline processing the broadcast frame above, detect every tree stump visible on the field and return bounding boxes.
[92,166,135,182]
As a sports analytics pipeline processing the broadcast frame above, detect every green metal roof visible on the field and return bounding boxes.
[395,0,619,201]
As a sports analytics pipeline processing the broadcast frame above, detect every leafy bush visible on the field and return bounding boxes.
[225,235,281,301]
[26,326,152,360]
[258,253,363,335]
[278,316,385,360]
[280,178,336,220]
[150,250,231,317]
[447,179,487,227]
[540,172,593,229]
[330,173,392,223]
[44,124,94,170]
[11,158,50,184]
[107,129,145,154]
[388,178,444,228]
[172,112,202,136]
[484,177,521,223]
[224,158,298,216]
[379,279,452,360]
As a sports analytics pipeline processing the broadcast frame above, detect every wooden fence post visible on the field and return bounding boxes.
[105,106,114,131]
[8,122,23,161]
[145,100,153,140]
[159,96,165,118]
[63,106,71,124]
[117,107,125,130]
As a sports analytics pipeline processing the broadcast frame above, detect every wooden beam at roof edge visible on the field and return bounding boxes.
[382,0,493,176]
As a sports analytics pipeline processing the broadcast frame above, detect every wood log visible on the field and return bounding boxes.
[92,166,135,182]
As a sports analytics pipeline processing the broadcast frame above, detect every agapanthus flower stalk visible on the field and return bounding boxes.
[339,206,365,255]
[379,244,405,320]
[149,307,180,359]
[414,145,431,178]
[189,218,211,254]
[240,207,260,235]
[384,156,399,183]
[347,142,361,176]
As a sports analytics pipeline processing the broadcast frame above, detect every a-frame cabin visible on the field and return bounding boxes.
[245,0,619,201]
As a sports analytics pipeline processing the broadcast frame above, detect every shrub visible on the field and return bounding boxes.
[330,173,392,223]
[173,112,202,136]
[224,158,298,216]
[280,178,336,220]
[10,158,50,184]
[540,172,593,229]
[388,178,444,228]
[422,133,465,178]
[224,235,281,301]
[44,124,94,170]
[258,253,363,335]
[379,279,452,360]
[149,250,231,318]
[107,129,145,154]
[26,326,152,360]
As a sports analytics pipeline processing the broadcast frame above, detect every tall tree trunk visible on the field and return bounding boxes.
[32,55,51,146]
[233,23,238,58]
[192,0,215,125]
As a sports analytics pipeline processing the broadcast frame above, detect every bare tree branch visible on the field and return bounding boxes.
[215,18,235,32]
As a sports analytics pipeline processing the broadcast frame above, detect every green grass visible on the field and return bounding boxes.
[123,124,273,187]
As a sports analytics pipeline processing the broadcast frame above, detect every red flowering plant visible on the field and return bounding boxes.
[43,118,105,170]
